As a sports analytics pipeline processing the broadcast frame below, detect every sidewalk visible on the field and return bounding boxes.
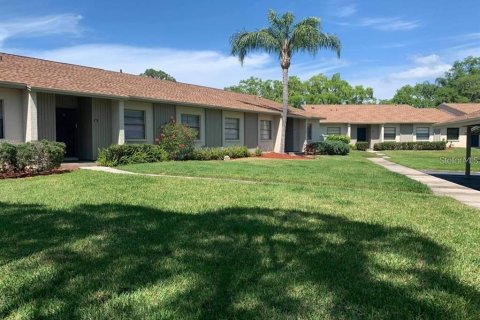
[369,158,480,210]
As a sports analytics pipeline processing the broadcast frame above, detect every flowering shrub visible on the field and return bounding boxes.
[157,121,197,160]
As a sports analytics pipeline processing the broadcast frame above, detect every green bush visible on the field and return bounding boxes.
[326,134,351,144]
[97,144,168,167]
[0,142,17,173]
[355,141,369,151]
[255,147,263,157]
[190,146,250,161]
[374,141,447,151]
[157,121,197,160]
[15,140,65,173]
[305,141,350,156]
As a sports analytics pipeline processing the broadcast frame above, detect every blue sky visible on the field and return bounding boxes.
[1,0,479,99]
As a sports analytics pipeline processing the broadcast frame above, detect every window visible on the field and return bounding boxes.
[225,117,240,140]
[447,128,460,141]
[327,127,341,135]
[181,114,201,139]
[260,120,272,140]
[384,127,396,141]
[307,123,312,140]
[124,109,146,140]
[416,127,430,141]
[0,100,3,139]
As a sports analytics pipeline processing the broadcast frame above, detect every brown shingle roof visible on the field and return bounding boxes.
[0,52,309,117]
[305,104,454,124]
[436,109,480,126]
[439,103,480,115]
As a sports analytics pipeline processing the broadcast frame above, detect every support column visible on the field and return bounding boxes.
[466,126,472,177]
[380,124,385,143]
[112,100,125,145]
[347,123,351,139]
[274,115,284,153]
[24,88,38,142]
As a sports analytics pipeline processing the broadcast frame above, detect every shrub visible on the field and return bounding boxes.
[255,147,263,157]
[157,121,197,160]
[326,134,351,144]
[355,141,369,151]
[305,141,350,156]
[15,140,65,173]
[373,141,447,151]
[97,144,168,167]
[0,142,17,173]
[190,146,250,161]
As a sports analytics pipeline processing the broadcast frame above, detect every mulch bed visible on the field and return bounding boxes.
[259,152,311,160]
[0,168,71,180]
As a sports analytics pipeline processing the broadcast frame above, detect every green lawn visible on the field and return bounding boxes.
[382,148,480,172]
[1,154,480,319]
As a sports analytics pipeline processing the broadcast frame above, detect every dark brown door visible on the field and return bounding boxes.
[56,108,77,157]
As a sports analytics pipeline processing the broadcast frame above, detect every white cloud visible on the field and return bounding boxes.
[335,5,357,18]
[358,17,420,31]
[389,54,450,80]
[0,14,83,45]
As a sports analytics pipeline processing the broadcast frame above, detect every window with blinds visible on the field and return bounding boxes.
[125,109,146,140]
[181,114,201,139]
[225,117,240,140]
[327,127,341,135]
[260,120,272,140]
[384,127,396,140]
[416,127,429,140]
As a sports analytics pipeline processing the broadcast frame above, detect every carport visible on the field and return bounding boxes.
[435,110,480,176]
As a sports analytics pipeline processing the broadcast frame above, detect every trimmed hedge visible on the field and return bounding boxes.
[374,141,446,151]
[326,134,351,144]
[98,144,169,167]
[0,140,65,173]
[355,141,369,151]
[306,141,350,156]
[190,146,250,160]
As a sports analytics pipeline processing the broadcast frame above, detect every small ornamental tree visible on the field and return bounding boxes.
[156,120,197,160]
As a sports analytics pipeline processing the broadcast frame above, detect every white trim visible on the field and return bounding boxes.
[223,110,244,146]
[176,105,205,147]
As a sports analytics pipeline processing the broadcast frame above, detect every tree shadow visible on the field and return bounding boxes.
[0,202,478,319]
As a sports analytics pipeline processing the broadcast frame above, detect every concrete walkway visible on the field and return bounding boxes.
[369,158,480,210]
[80,166,257,184]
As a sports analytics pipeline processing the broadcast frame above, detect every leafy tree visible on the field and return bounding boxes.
[225,73,375,106]
[140,68,176,82]
[390,56,480,107]
[230,9,341,152]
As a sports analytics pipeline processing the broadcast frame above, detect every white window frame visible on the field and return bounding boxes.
[0,100,4,139]
[384,127,396,141]
[327,127,341,135]
[416,127,430,141]
[181,114,201,140]
[224,117,240,141]
[447,128,460,141]
[260,120,272,140]
[124,109,146,141]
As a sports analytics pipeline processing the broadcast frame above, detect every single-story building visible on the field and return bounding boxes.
[0,52,479,160]
[0,53,313,160]
[305,103,480,148]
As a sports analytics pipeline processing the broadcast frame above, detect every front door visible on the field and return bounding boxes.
[472,134,480,147]
[56,108,78,158]
[357,127,367,142]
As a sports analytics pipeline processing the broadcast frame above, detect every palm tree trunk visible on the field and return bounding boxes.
[279,67,289,153]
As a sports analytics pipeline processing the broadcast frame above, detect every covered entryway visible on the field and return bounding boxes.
[435,111,480,176]
[56,108,78,158]
[357,127,367,142]
[285,117,307,152]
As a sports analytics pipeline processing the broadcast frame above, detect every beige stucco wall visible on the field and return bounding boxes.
[0,87,24,142]
[125,100,154,144]
[222,110,244,147]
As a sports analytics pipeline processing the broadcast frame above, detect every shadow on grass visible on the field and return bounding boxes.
[0,202,478,319]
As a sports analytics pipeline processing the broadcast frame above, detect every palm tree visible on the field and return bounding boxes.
[230,10,341,153]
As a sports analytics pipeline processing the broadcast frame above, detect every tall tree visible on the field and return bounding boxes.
[140,68,176,82]
[230,10,341,153]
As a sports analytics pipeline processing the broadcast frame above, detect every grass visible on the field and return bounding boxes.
[1,153,480,319]
[382,148,480,172]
